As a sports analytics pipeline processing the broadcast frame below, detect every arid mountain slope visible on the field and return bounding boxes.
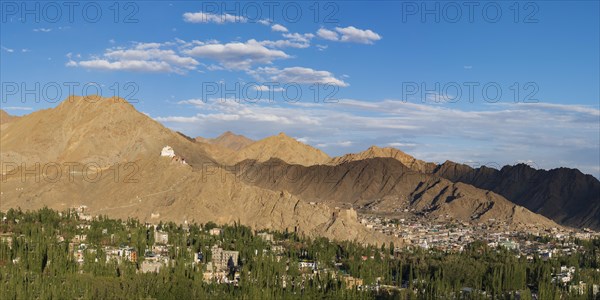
[329,146,437,173]
[236,158,558,229]
[0,109,19,125]
[196,131,254,151]
[231,132,330,166]
[328,144,599,230]
[0,96,215,167]
[0,155,388,244]
[433,162,600,229]
[0,96,392,245]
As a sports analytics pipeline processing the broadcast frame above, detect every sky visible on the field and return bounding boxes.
[1,1,599,177]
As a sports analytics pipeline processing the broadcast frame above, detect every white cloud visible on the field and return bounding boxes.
[258,32,315,49]
[104,47,198,69]
[316,28,339,41]
[422,92,458,104]
[21,48,30,53]
[503,102,600,116]
[250,67,349,87]
[334,26,382,44]
[155,115,202,123]
[66,42,199,73]
[388,142,417,148]
[2,106,33,111]
[271,24,288,32]
[258,39,309,49]
[158,100,320,126]
[69,59,174,72]
[282,33,314,43]
[33,28,52,32]
[184,39,289,70]
[253,85,285,92]
[257,19,271,26]
[183,11,247,24]
[178,99,208,107]
[134,42,162,49]
[317,141,353,148]
[1,46,14,53]
[317,26,382,44]
[296,137,310,143]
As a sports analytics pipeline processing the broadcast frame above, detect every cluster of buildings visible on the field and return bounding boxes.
[73,205,92,221]
[203,244,240,284]
[358,213,600,256]
[139,231,172,273]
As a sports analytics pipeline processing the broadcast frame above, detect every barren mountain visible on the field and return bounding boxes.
[231,132,330,166]
[236,158,558,230]
[196,131,254,151]
[0,109,18,125]
[0,96,215,167]
[329,145,437,173]
[0,96,393,245]
[328,143,599,230]
[433,161,600,230]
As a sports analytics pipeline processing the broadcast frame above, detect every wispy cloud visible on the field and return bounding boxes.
[183,11,247,24]
[271,24,288,32]
[156,98,600,177]
[317,26,382,44]
[249,67,349,87]
[316,28,339,41]
[184,39,289,70]
[1,45,14,53]
[66,42,199,73]
[1,106,33,111]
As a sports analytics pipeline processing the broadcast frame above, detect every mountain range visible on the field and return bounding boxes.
[1,96,598,245]
[195,131,254,151]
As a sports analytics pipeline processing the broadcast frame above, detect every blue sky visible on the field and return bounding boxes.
[1,1,599,177]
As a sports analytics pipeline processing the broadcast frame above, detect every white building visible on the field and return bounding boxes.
[211,245,239,271]
[154,231,169,245]
[161,146,175,158]
[257,232,273,242]
[299,261,316,270]
[209,228,223,236]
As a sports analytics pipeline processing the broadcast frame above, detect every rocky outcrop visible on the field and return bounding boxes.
[433,161,600,229]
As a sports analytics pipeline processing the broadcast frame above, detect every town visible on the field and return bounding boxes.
[357,211,600,259]
[1,207,599,299]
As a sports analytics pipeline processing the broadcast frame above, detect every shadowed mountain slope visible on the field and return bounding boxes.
[433,161,600,229]
[236,158,559,230]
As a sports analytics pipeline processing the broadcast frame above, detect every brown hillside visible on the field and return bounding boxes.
[0,109,19,125]
[329,145,437,173]
[231,132,330,166]
[237,158,559,230]
[210,131,254,151]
